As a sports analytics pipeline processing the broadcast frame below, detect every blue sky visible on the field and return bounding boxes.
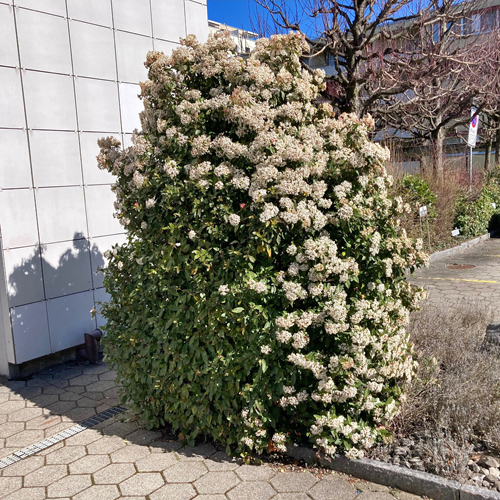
[207,0,257,33]
[207,1,323,37]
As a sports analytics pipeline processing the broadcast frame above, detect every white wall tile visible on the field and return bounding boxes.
[119,83,142,133]
[122,133,134,148]
[112,0,151,36]
[80,132,117,185]
[185,0,208,43]
[151,0,185,42]
[0,189,38,249]
[41,239,92,299]
[93,287,110,329]
[14,0,66,17]
[0,129,32,189]
[75,77,121,132]
[17,8,72,74]
[47,290,95,351]
[85,184,123,237]
[11,301,51,363]
[30,130,82,187]
[67,0,112,27]
[90,233,127,288]
[23,72,77,130]
[0,4,19,67]
[153,39,178,55]
[70,21,116,80]
[0,67,26,128]
[36,186,87,244]
[4,245,44,307]
[115,30,152,83]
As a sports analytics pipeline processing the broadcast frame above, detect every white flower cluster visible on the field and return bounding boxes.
[99,31,429,461]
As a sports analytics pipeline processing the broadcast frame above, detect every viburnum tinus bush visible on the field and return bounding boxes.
[98,32,428,459]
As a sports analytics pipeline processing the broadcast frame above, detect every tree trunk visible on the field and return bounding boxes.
[485,140,492,170]
[495,120,500,167]
[432,128,445,178]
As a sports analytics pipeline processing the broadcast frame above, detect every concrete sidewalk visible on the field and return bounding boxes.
[0,362,422,500]
[411,237,500,322]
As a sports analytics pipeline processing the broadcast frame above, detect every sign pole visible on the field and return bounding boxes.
[470,146,473,187]
[467,106,478,187]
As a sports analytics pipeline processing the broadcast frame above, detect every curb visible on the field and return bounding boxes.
[429,229,500,262]
[286,446,500,500]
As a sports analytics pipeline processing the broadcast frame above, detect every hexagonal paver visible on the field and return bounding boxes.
[193,471,240,495]
[66,407,98,421]
[87,436,127,455]
[70,454,111,474]
[24,465,68,487]
[1,455,44,477]
[357,493,397,500]
[93,463,136,484]
[76,397,100,407]
[46,401,77,415]
[235,464,275,481]
[354,479,391,493]
[73,485,121,500]
[30,394,60,406]
[0,401,26,414]
[99,370,117,381]
[0,421,25,438]
[135,452,178,472]
[110,444,150,462]
[150,483,197,500]
[86,380,116,392]
[205,451,241,471]
[6,430,44,448]
[119,472,165,496]
[270,471,318,492]
[59,391,81,401]
[273,495,311,500]
[7,407,43,422]
[126,428,161,445]
[64,429,103,447]
[69,375,99,386]
[26,415,63,430]
[227,481,276,500]
[101,421,138,437]
[176,443,215,461]
[45,445,87,464]
[0,476,22,497]
[85,364,112,375]
[150,439,182,453]
[163,461,208,483]
[5,487,46,500]
[191,496,226,500]
[47,474,92,498]
[308,476,358,500]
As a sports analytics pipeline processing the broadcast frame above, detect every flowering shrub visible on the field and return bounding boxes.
[98,32,428,459]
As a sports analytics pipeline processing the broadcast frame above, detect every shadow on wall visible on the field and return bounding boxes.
[5,232,108,365]
[8,232,105,304]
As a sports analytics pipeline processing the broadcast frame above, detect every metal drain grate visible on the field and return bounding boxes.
[0,405,127,470]
[447,264,476,270]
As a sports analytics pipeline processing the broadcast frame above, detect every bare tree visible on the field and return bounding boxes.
[374,25,500,174]
[253,0,500,174]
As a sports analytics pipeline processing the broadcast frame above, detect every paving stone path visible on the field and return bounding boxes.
[411,237,500,322]
[0,363,423,499]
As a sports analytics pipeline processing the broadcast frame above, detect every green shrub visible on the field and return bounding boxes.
[454,182,500,238]
[400,174,437,219]
[98,32,428,459]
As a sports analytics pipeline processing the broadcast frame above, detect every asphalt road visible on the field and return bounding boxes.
[411,237,500,323]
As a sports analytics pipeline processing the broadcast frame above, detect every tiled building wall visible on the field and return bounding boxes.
[0,0,208,373]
